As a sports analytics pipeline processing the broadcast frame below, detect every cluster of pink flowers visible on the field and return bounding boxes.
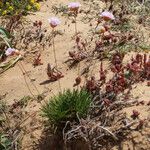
[48,2,82,28]
[95,11,115,34]
[6,3,115,59]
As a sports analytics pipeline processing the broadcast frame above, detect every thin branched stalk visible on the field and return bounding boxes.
[18,63,36,98]
[1,35,39,97]
[52,28,62,92]
[19,61,40,95]
[74,12,81,89]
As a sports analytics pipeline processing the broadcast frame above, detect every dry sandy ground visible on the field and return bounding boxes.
[0,0,150,150]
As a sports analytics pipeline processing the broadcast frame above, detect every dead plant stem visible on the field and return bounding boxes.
[18,63,36,99]
[19,61,40,95]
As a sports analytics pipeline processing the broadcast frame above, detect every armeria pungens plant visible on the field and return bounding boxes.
[68,2,82,89]
[48,17,63,91]
[41,89,92,126]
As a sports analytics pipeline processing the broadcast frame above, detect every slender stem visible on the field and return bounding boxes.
[77,62,80,77]
[75,16,77,36]
[19,61,40,95]
[0,34,40,97]
[18,63,36,99]
[52,28,62,92]
[90,59,97,77]
[75,16,80,77]
[75,14,80,89]
[1,33,40,95]
[52,29,58,68]
[90,34,103,77]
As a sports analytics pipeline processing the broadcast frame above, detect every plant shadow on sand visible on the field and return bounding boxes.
[40,79,57,85]
[35,128,63,150]
[64,60,79,69]
[35,127,129,150]
[35,128,89,150]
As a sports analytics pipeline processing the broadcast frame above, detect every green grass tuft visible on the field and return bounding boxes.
[41,89,92,125]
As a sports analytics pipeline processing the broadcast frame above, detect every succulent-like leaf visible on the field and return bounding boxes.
[0,27,12,47]
[0,27,12,39]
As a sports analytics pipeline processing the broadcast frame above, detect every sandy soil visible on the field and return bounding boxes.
[0,0,150,150]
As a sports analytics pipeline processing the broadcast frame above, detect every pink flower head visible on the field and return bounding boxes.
[100,11,115,21]
[48,17,61,28]
[68,2,81,11]
[5,48,16,56]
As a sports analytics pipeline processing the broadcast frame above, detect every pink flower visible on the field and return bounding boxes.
[48,17,61,28]
[5,48,16,56]
[100,11,115,21]
[68,2,81,11]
